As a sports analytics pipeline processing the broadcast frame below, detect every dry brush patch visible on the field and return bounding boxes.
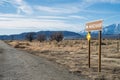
[7,40,120,80]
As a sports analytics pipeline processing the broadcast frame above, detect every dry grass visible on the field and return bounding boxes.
[6,40,120,80]
[7,41,30,48]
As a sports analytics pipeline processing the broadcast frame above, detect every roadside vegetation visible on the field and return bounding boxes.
[25,32,63,42]
[6,39,120,80]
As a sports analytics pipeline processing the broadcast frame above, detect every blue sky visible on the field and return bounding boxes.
[0,0,120,35]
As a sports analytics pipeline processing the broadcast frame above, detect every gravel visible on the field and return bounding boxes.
[0,40,88,80]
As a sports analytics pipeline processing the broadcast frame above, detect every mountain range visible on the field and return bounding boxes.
[0,23,120,40]
[0,31,82,40]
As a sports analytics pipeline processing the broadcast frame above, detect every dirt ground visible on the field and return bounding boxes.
[6,39,120,80]
[0,40,88,80]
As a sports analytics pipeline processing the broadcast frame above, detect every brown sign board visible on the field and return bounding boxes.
[86,20,103,31]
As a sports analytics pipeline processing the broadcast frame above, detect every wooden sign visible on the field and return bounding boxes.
[85,20,103,72]
[86,20,103,31]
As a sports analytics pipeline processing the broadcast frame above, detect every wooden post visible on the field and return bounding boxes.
[88,32,91,68]
[98,31,102,72]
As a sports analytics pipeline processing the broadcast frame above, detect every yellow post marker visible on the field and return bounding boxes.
[87,32,91,41]
[86,32,91,68]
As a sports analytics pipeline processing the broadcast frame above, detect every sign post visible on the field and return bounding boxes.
[86,20,103,72]
[87,32,91,68]
[98,31,102,72]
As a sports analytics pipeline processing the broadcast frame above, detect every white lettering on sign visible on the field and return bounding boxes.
[86,20,103,31]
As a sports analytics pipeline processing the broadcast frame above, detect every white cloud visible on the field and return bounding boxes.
[0,0,33,14]
[34,5,80,14]
[37,16,66,19]
[0,13,82,32]
[0,13,24,18]
[34,0,120,14]
[0,19,81,32]
[37,15,87,20]
[33,1,94,14]
[68,15,88,20]
[14,0,33,14]
[84,0,120,3]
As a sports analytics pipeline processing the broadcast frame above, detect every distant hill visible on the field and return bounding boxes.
[0,24,120,40]
[0,31,82,40]
[79,23,120,39]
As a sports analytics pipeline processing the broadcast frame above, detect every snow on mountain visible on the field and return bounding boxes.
[102,24,120,35]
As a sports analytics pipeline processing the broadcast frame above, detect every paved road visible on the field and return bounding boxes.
[0,41,88,80]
